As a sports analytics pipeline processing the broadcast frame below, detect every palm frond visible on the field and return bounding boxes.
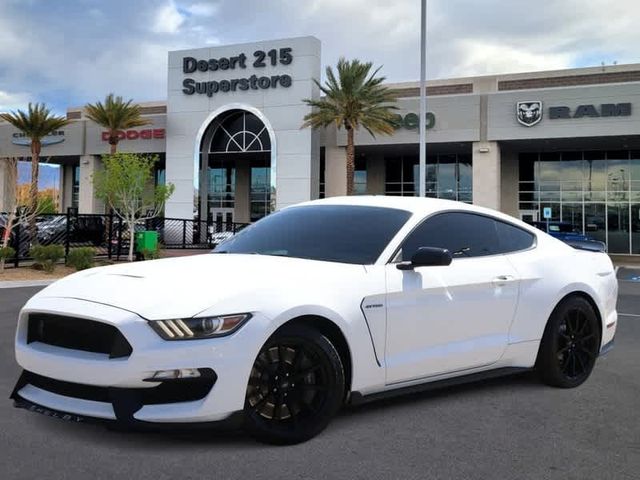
[85,93,151,131]
[0,103,70,140]
[301,58,397,137]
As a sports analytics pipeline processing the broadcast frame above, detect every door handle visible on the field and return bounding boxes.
[492,275,515,286]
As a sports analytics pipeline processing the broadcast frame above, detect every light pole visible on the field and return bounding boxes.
[418,0,427,197]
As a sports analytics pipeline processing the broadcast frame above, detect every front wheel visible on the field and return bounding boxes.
[536,296,601,388]
[243,325,345,444]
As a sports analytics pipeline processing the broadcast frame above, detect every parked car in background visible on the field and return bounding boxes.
[530,221,606,252]
[37,215,106,247]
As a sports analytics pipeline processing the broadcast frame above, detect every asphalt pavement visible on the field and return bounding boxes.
[1,271,639,480]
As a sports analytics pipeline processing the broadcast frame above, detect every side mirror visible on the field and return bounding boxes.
[396,247,453,270]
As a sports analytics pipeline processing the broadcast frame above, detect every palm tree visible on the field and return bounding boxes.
[302,58,397,195]
[0,103,70,238]
[85,94,151,154]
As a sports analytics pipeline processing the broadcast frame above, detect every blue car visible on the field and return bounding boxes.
[531,221,606,252]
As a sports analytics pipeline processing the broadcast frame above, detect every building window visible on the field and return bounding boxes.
[384,153,472,202]
[72,165,80,209]
[354,156,367,195]
[518,150,640,255]
[204,110,272,223]
[250,162,270,222]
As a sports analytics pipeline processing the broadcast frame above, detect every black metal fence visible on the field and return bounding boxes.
[0,209,250,267]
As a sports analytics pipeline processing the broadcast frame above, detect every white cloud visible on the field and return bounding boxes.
[1,0,640,112]
[151,1,185,34]
[185,2,218,17]
[449,41,571,77]
[0,90,30,112]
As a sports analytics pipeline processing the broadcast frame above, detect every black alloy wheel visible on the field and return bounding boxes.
[537,296,600,388]
[244,325,345,444]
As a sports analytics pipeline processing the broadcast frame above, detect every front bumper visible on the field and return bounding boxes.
[11,369,219,426]
[12,296,269,424]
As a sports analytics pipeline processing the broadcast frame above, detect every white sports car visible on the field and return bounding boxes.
[11,196,618,444]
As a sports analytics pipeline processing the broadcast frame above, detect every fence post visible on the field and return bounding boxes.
[116,217,123,260]
[64,207,72,260]
[182,220,187,249]
[13,220,21,268]
[206,214,212,247]
[107,210,113,260]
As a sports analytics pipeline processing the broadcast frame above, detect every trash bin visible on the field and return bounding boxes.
[135,230,158,253]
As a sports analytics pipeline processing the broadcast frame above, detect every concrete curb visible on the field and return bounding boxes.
[0,279,57,289]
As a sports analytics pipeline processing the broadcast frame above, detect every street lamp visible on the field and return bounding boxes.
[418,0,427,197]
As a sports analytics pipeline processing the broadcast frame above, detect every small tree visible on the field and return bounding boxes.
[85,94,151,154]
[94,153,174,261]
[0,156,47,272]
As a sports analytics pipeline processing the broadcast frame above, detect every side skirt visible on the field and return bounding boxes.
[349,367,531,406]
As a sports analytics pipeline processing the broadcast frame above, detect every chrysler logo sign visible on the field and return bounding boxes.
[12,130,65,146]
[517,101,543,127]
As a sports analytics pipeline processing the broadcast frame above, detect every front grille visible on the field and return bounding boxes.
[21,370,216,405]
[27,313,133,359]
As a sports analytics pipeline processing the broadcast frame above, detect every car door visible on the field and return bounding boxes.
[384,212,520,385]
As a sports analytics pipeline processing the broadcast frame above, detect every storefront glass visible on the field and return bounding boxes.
[519,150,640,254]
[204,110,271,223]
[385,153,472,202]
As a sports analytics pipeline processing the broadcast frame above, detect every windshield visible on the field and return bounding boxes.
[213,205,412,264]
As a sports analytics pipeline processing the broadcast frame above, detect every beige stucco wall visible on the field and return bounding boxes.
[499,149,519,218]
[472,141,501,210]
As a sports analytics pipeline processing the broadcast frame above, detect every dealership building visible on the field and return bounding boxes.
[1,36,640,255]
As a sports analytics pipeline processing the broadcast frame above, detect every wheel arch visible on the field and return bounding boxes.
[564,291,603,341]
[273,315,353,399]
[543,290,604,345]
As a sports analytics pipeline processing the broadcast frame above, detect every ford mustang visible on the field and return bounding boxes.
[10,196,618,444]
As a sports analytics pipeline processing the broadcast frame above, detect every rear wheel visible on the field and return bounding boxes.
[243,325,345,444]
[536,296,600,388]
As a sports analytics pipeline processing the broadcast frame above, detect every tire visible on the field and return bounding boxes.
[536,296,601,388]
[243,325,345,445]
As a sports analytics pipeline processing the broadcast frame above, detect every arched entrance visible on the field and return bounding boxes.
[197,108,275,225]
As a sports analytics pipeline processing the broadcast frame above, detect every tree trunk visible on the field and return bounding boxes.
[128,220,135,262]
[0,257,5,274]
[109,130,118,155]
[29,140,41,241]
[346,127,355,196]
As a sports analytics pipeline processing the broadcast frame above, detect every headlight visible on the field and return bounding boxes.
[148,313,252,340]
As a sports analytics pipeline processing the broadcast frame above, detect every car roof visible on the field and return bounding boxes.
[292,195,530,227]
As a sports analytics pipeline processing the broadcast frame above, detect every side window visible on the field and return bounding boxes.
[400,212,499,260]
[495,220,535,253]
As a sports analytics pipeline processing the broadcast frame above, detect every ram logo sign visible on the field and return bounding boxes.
[516,101,543,127]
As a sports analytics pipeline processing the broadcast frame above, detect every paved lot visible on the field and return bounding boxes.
[1,272,639,480]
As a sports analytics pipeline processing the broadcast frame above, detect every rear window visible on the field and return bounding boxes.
[495,220,536,253]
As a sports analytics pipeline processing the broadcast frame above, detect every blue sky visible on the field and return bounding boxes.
[0,0,639,114]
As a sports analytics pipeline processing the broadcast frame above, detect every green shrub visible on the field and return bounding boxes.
[140,242,164,260]
[0,246,16,272]
[0,246,15,260]
[66,247,95,271]
[30,244,64,272]
[141,247,161,260]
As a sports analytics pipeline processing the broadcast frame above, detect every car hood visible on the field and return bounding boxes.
[34,253,362,320]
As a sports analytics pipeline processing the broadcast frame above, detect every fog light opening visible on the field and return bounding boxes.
[145,368,202,382]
